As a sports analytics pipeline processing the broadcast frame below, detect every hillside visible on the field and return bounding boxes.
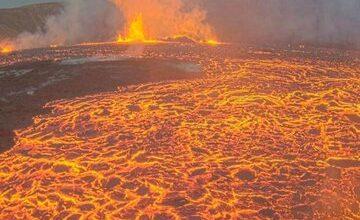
[0,3,62,41]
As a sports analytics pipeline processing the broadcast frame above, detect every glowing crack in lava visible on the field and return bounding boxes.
[0,44,359,219]
[117,14,157,43]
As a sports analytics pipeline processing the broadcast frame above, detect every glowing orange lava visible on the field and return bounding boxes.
[0,44,359,219]
[117,14,157,44]
[0,45,13,54]
[204,39,221,46]
[116,14,220,46]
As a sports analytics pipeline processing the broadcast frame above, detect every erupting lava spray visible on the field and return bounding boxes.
[3,0,218,52]
[113,0,218,44]
[117,14,156,43]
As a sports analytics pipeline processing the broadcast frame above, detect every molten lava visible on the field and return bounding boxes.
[117,14,156,43]
[116,14,220,46]
[205,39,220,46]
[0,43,359,219]
[0,45,13,54]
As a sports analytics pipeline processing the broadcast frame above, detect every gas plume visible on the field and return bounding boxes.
[204,0,360,48]
[114,0,216,42]
[5,0,216,51]
[2,0,360,51]
[7,0,122,50]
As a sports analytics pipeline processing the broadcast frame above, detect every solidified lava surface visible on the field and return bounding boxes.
[0,43,359,219]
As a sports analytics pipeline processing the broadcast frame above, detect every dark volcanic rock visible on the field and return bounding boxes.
[53,164,70,173]
[79,203,95,211]
[190,168,207,177]
[154,213,174,220]
[258,208,277,218]
[103,177,121,189]
[136,186,150,196]
[345,114,360,123]
[291,204,313,217]
[0,129,15,152]
[252,196,270,205]
[354,185,360,201]
[325,166,342,179]
[127,104,142,112]
[327,157,360,168]
[162,196,189,208]
[235,167,256,181]
[308,128,321,136]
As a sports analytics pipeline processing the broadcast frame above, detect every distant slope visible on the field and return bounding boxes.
[0,3,62,41]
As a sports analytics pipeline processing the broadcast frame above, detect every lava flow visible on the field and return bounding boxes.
[0,43,359,219]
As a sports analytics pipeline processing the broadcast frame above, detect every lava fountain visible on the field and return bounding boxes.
[117,14,157,43]
[114,0,220,45]
[116,13,219,45]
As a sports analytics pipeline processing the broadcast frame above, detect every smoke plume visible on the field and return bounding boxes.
[9,0,215,50]
[204,0,360,48]
[113,0,215,41]
[12,0,123,50]
[5,0,360,50]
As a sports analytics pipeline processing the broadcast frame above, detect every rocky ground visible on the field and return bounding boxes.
[0,43,359,219]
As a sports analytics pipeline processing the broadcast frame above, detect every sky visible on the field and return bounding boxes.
[0,0,59,8]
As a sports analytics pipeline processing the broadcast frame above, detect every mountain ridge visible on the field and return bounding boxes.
[0,2,63,41]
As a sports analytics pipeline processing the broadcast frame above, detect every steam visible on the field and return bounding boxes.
[11,0,123,50]
[204,0,360,48]
[4,0,360,50]
[8,0,215,50]
[113,0,216,41]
